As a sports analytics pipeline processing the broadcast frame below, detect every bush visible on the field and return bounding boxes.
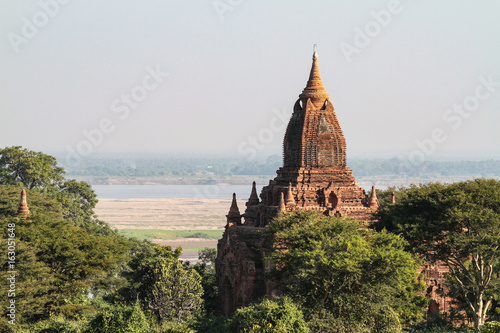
[20,316,89,333]
[482,322,500,333]
[86,302,149,333]
[227,296,309,333]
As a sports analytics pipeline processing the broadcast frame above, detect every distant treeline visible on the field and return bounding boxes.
[64,154,282,178]
[63,154,500,178]
[349,158,500,178]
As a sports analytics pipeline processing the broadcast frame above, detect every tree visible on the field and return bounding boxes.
[86,302,150,333]
[198,247,217,266]
[0,235,58,324]
[147,257,203,323]
[55,179,103,231]
[192,248,218,314]
[375,179,500,329]
[265,210,426,331]
[227,297,309,333]
[0,186,129,325]
[0,146,108,232]
[0,184,61,220]
[0,146,65,189]
[116,241,181,305]
[117,242,204,324]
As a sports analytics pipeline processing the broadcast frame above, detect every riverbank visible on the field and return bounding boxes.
[68,175,274,186]
[94,198,229,260]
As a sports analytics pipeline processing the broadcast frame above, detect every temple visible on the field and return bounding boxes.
[18,189,30,217]
[215,52,380,315]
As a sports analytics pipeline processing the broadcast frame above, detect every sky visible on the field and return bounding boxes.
[1,0,500,167]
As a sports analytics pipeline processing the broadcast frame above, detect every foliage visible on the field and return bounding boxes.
[55,179,102,232]
[0,184,61,220]
[194,247,218,313]
[0,236,58,323]
[116,241,181,305]
[117,242,203,324]
[86,302,149,333]
[148,258,203,322]
[375,179,500,328]
[227,296,309,333]
[265,210,426,331]
[0,146,65,189]
[0,147,218,332]
[198,247,217,266]
[0,146,110,233]
[481,321,500,333]
[20,316,89,333]
[187,313,227,333]
[0,190,129,325]
[192,263,218,313]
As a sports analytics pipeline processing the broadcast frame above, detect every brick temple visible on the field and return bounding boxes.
[215,51,380,315]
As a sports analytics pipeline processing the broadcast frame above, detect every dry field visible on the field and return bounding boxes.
[94,198,232,260]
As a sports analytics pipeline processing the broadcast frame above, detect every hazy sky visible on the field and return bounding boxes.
[1,1,500,165]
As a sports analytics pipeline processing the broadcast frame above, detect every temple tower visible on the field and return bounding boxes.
[244,51,377,226]
[17,189,30,217]
[216,51,378,315]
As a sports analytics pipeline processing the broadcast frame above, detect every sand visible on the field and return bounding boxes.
[94,198,229,260]
[94,198,231,230]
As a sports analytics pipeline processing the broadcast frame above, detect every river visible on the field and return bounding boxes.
[92,184,264,200]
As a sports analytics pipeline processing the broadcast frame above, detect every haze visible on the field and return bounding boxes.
[1,1,499,165]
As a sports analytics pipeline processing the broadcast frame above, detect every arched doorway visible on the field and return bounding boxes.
[328,192,338,209]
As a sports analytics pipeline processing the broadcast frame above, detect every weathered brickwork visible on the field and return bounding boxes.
[216,52,447,316]
[216,52,379,315]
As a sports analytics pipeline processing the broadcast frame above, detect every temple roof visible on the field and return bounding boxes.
[227,193,240,216]
[283,51,346,168]
[298,51,330,105]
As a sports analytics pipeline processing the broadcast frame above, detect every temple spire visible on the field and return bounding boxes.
[299,51,330,107]
[226,193,241,226]
[368,185,379,208]
[391,192,396,204]
[247,181,259,206]
[285,183,296,206]
[279,192,286,213]
[17,189,30,217]
[228,193,240,216]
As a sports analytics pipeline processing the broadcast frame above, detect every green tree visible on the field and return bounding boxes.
[117,242,204,325]
[86,302,149,333]
[375,179,500,329]
[0,235,57,324]
[227,296,309,333]
[265,210,426,331]
[0,184,61,220]
[183,248,225,331]
[0,146,65,189]
[116,241,181,305]
[192,248,218,314]
[198,247,217,266]
[0,192,129,325]
[0,146,106,232]
[147,258,203,323]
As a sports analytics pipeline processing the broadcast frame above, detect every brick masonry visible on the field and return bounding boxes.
[216,52,446,316]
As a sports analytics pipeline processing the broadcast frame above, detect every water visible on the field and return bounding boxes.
[92,184,264,200]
